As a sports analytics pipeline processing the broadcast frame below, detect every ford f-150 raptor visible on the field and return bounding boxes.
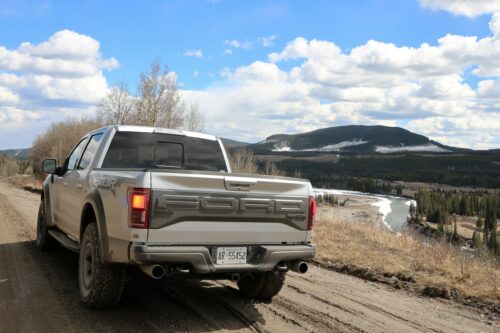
[37,125,316,308]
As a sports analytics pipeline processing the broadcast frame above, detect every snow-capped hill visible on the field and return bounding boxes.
[249,125,462,154]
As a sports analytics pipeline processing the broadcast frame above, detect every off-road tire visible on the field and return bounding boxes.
[237,270,285,301]
[36,201,58,251]
[79,223,125,308]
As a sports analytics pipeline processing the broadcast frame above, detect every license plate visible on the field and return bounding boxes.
[216,247,247,264]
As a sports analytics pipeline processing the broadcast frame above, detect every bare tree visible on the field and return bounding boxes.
[96,80,134,125]
[0,155,19,177]
[184,102,205,132]
[228,149,258,174]
[134,59,184,128]
[263,160,283,176]
[31,117,103,178]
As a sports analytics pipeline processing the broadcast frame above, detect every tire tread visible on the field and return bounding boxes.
[79,223,125,308]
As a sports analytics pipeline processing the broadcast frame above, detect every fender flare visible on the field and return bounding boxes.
[42,182,55,227]
[81,188,110,262]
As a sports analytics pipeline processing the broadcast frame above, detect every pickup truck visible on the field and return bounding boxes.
[37,125,316,308]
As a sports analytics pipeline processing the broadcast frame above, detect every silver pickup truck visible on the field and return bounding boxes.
[37,125,316,308]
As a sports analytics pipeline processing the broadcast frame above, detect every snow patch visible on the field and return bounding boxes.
[271,139,367,152]
[371,197,393,230]
[375,143,451,153]
[316,139,368,152]
[272,141,291,152]
[405,199,417,207]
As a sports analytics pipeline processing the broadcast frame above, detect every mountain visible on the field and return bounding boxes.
[248,125,468,154]
[221,138,249,148]
[0,148,32,160]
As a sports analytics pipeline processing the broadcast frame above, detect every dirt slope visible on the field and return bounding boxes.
[0,179,496,333]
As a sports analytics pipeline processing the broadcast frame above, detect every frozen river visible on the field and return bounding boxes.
[314,188,415,233]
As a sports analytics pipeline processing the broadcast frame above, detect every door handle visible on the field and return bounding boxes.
[74,184,82,189]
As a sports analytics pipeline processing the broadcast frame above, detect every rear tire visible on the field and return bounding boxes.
[36,201,58,251]
[237,270,285,301]
[79,223,125,308]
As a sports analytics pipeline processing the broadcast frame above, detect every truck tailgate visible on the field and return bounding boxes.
[147,171,311,245]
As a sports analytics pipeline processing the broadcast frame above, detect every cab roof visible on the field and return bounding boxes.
[91,125,218,141]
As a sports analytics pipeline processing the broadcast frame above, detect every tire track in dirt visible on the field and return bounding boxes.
[287,270,488,333]
[162,278,268,333]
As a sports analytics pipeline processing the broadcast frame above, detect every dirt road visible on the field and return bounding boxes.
[0,179,497,333]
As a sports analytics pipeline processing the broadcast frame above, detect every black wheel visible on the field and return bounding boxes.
[36,201,58,251]
[237,270,285,301]
[79,223,125,308]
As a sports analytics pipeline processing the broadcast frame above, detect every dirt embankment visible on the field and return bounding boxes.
[0,179,497,332]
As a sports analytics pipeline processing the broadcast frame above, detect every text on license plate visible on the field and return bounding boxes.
[216,247,247,264]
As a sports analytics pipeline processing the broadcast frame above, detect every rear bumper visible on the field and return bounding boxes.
[129,244,315,274]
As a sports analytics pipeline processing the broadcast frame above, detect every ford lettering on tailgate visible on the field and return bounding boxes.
[157,195,306,213]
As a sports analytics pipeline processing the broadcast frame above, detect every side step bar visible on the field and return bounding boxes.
[48,229,79,252]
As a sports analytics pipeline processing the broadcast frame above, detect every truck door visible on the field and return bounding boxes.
[66,133,104,239]
[53,137,88,237]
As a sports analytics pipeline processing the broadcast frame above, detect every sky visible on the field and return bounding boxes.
[1,0,500,149]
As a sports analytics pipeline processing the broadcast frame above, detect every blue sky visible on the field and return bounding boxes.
[1,0,500,149]
[1,0,491,88]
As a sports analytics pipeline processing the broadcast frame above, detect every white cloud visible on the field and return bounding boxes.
[223,35,278,52]
[184,14,500,149]
[183,49,204,58]
[224,39,253,49]
[258,35,277,47]
[420,0,500,17]
[0,30,117,148]
[0,86,19,104]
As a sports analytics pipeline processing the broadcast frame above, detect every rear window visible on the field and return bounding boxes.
[101,132,228,172]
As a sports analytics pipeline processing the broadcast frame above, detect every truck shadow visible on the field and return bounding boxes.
[0,240,266,332]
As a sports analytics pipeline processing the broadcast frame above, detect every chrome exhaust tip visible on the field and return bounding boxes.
[175,266,191,274]
[140,265,165,279]
[276,262,289,272]
[290,261,308,274]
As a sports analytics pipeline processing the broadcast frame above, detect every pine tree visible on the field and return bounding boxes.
[472,231,482,249]
[452,217,458,241]
[485,196,499,255]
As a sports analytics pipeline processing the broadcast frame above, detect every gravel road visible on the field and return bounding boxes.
[0,179,496,333]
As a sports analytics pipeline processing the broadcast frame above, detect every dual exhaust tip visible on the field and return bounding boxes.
[290,261,309,274]
[140,261,309,280]
[276,261,308,273]
[141,265,167,279]
[140,265,190,279]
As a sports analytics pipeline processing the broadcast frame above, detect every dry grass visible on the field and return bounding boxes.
[8,174,43,193]
[314,216,500,303]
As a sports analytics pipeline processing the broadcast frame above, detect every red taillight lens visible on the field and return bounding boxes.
[128,188,151,228]
[307,196,317,231]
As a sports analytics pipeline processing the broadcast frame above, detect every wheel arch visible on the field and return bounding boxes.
[41,183,55,227]
[81,189,110,262]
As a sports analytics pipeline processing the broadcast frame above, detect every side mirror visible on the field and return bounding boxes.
[42,159,57,174]
[54,166,66,177]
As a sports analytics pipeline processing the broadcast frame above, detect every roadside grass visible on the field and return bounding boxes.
[314,215,500,304]
[8,174,42,193]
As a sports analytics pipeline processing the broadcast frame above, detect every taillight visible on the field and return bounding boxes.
[128,188,151,228]
[307,196,317,231]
